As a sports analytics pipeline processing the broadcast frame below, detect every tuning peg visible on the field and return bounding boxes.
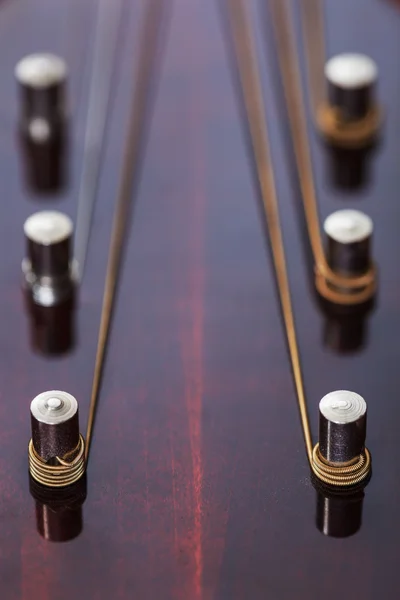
[324,209,373,277]
[318,390,367,464]
[29,390,86,487]
[30,390,80,462]
[325,53,377,122]
[317,54,381,148]
[315,209,375,305]
[22,211,76,307]
[311,390,371,486]
[15,53,68,193]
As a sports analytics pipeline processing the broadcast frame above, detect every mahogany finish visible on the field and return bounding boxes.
[0,0,399,598]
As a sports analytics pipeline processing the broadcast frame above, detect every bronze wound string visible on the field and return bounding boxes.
[85,0,167,461]
[269,0,375,305]
[225,0,370,485]
[74,0,125,281]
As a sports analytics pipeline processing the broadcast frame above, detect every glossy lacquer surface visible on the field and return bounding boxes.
[0,0,400,598]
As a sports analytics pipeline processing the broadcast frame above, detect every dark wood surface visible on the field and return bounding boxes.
[0,0,400,598]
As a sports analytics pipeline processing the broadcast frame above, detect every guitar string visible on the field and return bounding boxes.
[269,0,329,280]
[298,0,326,116]
[269,0,371,484]
[268,0,375,302]
[73,0,125,282]
[225,0,371,485]
[57,0,92,125]
[226,0,313,462]
[85,0,166,461]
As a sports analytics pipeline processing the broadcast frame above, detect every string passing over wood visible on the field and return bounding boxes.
[224,0,371,487]
[74,0,125,281]
[299,0,327,116]
[269,0,376,305]
[225,0,313,462]
[85,0,167,461]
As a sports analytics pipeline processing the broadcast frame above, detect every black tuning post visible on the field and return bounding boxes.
[324,209,373,278]
[311,389,369,537]
[22,210,76,307]
[317,53,381,148]
[30,390,81,464]
[318,390,367,465]
[15,53,69,194]
[28,390,86,488]
[316,209,376,305]
[325,53,377,122]
[311,390,371,487]
[22,211,76,355]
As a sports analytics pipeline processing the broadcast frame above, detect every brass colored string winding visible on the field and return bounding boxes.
[28,435,86,488]
[226,0,371,486]
[316,104,382,149]
[269,0,376,305]
[311,444,371,487]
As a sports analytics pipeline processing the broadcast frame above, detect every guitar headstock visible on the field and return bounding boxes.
[0,0,399,598]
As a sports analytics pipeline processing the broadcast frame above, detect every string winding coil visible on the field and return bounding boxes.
[317,104,382,149]
[311,443,371,487]
[28,434,86,488]
[315,262,376,305]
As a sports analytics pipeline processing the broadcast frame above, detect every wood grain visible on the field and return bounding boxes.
[0,0,399,598]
